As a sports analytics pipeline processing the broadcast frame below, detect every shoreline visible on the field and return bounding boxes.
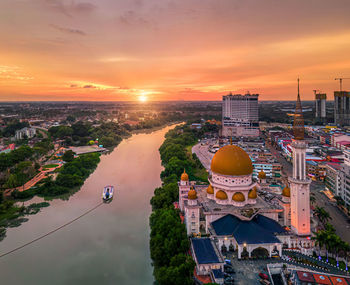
[0,122,180,242]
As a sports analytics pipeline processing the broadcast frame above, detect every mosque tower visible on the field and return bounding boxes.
[289,79,311,236]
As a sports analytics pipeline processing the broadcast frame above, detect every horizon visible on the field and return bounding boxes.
[1,0,350,101]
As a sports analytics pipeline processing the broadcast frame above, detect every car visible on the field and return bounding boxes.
[259,273,269,280]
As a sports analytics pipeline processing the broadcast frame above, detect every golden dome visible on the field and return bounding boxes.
[207,184,214,194]
[188,187,197,200]
[248,187,257,199]
[210,145,253,176]
[258,170,266,179]
[232,192,246,202]
[282,186,291,197]
[181,169,189,181]
[215,190,228,200]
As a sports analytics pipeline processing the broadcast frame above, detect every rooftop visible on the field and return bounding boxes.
[211,214,285,244]
[191,238,223,265]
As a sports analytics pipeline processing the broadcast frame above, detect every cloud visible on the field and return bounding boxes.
[83,84,96,88]
[71,2,97,13]
[50,24,86,36]
[42,0,97,16]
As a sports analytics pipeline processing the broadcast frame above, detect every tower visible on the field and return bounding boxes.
[289,79,311,236]
[179,169,191,211]
[184,187,200,235]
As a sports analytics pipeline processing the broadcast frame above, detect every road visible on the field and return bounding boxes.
[266,142,350,243]
[192,143,212,170]
[195,139,350,243]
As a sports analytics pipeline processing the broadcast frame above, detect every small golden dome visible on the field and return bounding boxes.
[210,145,253,176]
[258,170,266,179]
[282,186,291,197]
[188,187,197,200]
[232,192,246,202]
[181,169,189,181]
[216,190,228,200]
[248,187,257,199]
[207,184,214,194]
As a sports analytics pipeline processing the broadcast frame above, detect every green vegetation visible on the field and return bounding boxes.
[150,123,217,285]
[42,164,59,169]
[159,125,208,182]
[0,201,50,240]
[62,150,75,162]
[312,223,350,270]
[1,120,29,137]
[314,206,332,226]
[49,121,127,148]
[12,153,100,199]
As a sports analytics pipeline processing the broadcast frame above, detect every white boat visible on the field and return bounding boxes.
[102,185,114,201]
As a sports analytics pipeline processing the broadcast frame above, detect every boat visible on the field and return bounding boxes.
[102,185,114,201]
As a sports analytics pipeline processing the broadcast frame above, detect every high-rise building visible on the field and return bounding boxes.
[315,92,326,121]
[334,91,350,126]
[289,79,311,236]
[222,93,259,137]
[337,150,350,208]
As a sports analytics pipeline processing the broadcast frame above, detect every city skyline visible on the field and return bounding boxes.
[1,0,350,101]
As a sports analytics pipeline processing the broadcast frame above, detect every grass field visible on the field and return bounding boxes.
[42,164,59,170]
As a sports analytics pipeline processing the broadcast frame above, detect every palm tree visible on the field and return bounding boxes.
[332,235,343,267]
[312,231,326,260]
[314,207,332,226]
[343,242,350,271]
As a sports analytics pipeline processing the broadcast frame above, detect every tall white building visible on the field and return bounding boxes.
[15,127,36,140]
[222,93,259,137]
[289,79,311,236]
[338,150,350,207]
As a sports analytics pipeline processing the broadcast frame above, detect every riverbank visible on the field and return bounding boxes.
[0,124,173,284]
[0,121,183,244]
[149,123,211,285]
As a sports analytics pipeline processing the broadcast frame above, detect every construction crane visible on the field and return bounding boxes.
[335,77,350,92]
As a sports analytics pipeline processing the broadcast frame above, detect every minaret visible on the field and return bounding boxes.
[289,79,311,236]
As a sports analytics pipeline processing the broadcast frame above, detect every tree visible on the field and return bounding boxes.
[314,206,332,226]
[62,150,75,162]
[66,115,76,123]
[160,143,187,165]
[99,136,116,147]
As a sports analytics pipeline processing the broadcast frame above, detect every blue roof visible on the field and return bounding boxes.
[191,238,220,264]
[211,214,285,245]
[212,269,224,279]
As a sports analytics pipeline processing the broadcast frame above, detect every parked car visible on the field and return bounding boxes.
[259,273,269,280]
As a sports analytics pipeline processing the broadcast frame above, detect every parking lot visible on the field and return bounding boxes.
[223,252,281,285]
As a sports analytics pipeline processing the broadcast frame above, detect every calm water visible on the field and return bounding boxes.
[0,125,174,285]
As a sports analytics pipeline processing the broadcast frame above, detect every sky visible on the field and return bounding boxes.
[0,0,350,101]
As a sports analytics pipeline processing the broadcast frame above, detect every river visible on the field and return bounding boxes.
[0,125,175,285]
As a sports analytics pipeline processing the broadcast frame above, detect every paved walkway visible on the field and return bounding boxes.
[4,164,63,196]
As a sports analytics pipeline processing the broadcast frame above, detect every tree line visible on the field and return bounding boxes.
[150,124,215,285]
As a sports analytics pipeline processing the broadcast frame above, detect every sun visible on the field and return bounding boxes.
[138,95,147,102]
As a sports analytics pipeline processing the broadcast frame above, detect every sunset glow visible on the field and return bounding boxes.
[0,0,350,101]
[138,95,148,103]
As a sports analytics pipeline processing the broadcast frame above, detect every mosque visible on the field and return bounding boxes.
[179,81,314,281]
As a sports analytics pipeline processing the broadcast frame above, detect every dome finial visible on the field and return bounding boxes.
[293,77,305,140]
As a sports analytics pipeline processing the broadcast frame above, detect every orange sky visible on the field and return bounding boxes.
[1,0,350,101]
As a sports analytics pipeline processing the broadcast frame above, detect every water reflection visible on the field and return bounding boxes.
[0,125,175,285]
